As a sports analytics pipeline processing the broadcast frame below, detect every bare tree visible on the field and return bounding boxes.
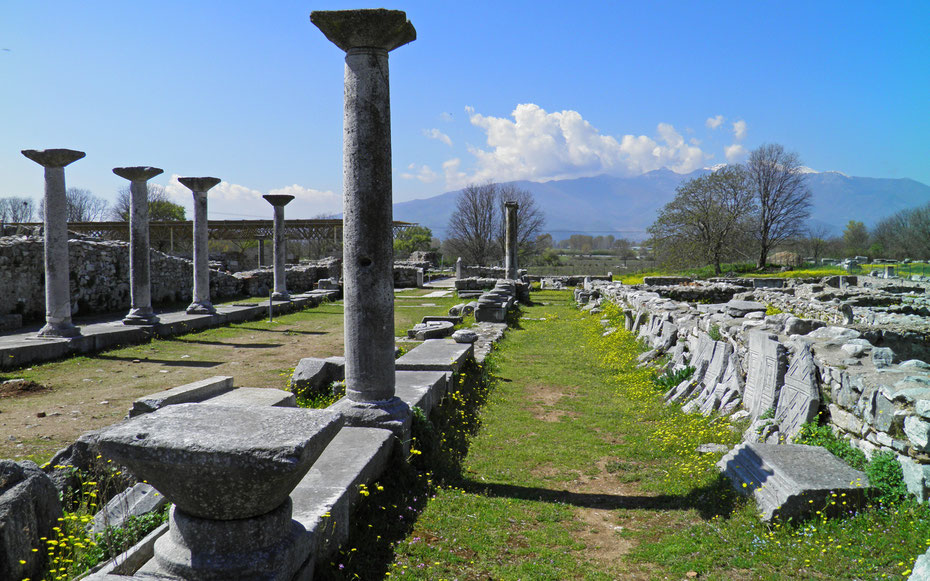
[39,188,109,222]
[649,166,756,275]
[0,197,35,223]
[799,223,834,264]
[111,184,186,221]
[745,144,812,268]
[446,182,499,266]
[495,183,546,260]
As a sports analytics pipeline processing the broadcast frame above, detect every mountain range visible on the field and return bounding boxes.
[393,169,930,241]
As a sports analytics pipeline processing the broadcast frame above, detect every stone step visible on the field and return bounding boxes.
[395,339,473,373]
[290,426,395,560]
[129,376,234,417]
[204,387,296,408]
[394,370,448,416]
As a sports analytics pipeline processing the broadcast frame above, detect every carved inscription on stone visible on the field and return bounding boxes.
[775,344,820,437]
[744,332,787,420]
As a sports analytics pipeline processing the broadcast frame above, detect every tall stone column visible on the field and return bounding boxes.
[114,166,163,325]
[179,177,221,314]
[312,9,415,431]
[455,256,462,279]
[21,149,85,338]
[262,194,294,300]
[504,201,518,280]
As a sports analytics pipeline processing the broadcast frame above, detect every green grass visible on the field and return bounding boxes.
[314,290,930,580]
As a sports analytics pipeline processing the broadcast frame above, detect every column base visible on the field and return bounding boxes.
[37,321,81,338]
[186,301,216,315]
[329,396,411,441]
[153,501,307,581]
[271,291,291,301]
[122,307,160,325]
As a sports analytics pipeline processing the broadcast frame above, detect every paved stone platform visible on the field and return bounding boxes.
[0,290,338,371]
[395,339,474,374]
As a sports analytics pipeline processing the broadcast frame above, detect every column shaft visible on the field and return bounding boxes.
[504,202,518,280]
[342,47,395,402]
[190,191,213,313]
[42,166,77,336]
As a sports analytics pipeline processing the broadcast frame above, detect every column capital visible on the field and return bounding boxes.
[178,177,221,193]
[21,148,85,168]
[113,166,163,182]
[504,201,518,208]
[311,9,415,53]
[262,194,295,207]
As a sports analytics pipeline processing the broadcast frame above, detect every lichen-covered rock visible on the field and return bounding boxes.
[0,460,63,581]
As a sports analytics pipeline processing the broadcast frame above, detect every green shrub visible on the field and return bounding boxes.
[865,450,908,505]
[653,366,695,391]
[708,324,722,341]
[794,422,867,471]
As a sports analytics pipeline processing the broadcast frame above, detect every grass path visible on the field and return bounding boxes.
[318,289,930,580]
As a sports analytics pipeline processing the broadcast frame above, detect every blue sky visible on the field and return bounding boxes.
[1,1,927,220]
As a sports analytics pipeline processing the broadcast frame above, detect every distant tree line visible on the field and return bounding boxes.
[1,185,185,225]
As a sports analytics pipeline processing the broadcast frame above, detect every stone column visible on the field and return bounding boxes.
[257,238,265,268]
[262,194,294,300]
[504,201,518,280]
[113,166,163,325]
[179,177,221,314]
[455,256,462,279]
[21,149,85,338]
[312,9,415,431]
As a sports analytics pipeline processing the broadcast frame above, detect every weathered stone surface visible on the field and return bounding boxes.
[291,357,345,398]
[452,329,479,343]
[408,320,454,340]
[395,339,473,374]
[806,326,861,341]
[95,404,342,520]
[909,551,930,581]
[783,316,827,336]
[0,460,63,581]
[872,347,895,368]
[775,344,820,438]
[718,443,870,521]
[205,387,297,408]
[743,332,788,420]
[726,300,767,318]
[905,416,930,452]
[900,456,930,503]
[129,376,234,417]
[88,482,168,536]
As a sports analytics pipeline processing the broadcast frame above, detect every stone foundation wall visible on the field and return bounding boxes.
[0,236,339,322]
[459,265,527,279]
[586,277,930,502]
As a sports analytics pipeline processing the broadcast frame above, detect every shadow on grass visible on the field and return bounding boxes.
[232,326,330,336]
[457,473,739,521]
[173,339,283,348]
[94,355,223,368]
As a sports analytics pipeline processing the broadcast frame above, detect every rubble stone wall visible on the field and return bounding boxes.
[0,236,339,322]
[583,277,930,503]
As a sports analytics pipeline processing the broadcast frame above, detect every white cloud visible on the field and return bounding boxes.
[164,174,341,219]
[733,120,747,141]
[423,128,453,147]
[448,103,710,188]
[725,144,748,162]
[400,163,439,183]
[706,115,725,129]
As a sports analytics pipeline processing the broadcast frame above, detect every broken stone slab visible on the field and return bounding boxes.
[717,442,870,521]
[775,344,820,439]
[204,387,297,408]
[95,403,343,520]
[129,376,234,417]
[697,443,730,454]
[725,300,767,318]
[422,315,463,325]
[743,332,788,420]
[806,326,861,341]
[0,460,63,581]
[902,360,930,371]
[88,482,168,536]
[452,329,479,343]
[783,316,827,336]
[872,347,895,368]
[905,416,930,452]
[408,320,454,340]
[291,356,345,397]
[395,339,473,374]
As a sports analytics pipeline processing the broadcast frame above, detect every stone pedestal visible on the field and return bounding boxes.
[179,177,221,315]
[95,404,342,580]
[504,201,518,280]
[311,9,416,435]
[21,148,85,338]
[262,194,295,301]
[114,166,163,325]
